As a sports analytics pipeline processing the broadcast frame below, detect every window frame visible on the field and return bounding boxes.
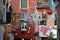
[38,13,46,26]
[40,20,46,25]
[19,20,29,31]
[42,13,46,20]
[20,0,29,9]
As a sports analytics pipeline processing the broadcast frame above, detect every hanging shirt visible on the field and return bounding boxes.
[0,25,4,40]
[33,13,38,21]
[20,13,24,20]
[50,12,56,21]
[24,13,28,21]
[6,3,12,12]
[49,0,55,11]
[28,13,33,21]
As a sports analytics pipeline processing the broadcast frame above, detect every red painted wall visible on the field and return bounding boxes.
[11,0,36,13]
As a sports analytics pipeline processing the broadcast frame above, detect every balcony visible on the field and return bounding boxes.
[36,5,49,9]
[36,0,49,9]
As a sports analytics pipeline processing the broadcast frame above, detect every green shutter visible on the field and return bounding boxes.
[21,0,27,8]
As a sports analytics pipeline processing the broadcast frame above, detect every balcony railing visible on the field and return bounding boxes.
[36,4,49,9]
[37,0,49,9]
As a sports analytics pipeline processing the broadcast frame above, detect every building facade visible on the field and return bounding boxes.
[10,0,57,27]
[9,0,57,40]
[11,0,36,13]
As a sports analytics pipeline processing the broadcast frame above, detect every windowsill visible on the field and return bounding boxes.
[42,18,46,20]
[21,8,28,10]
[21,29,27,31]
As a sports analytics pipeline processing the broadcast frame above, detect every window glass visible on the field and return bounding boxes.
[21,0,27,8]
[19,20,28,31]
[42,14,46,19]
[38,13,46,25]
[40,20,46,25]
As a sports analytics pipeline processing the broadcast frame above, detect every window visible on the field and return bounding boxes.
[38,13,42,21]
[40,20,46,25]
[42,13,46,19]
[38,13,46,25]
[38,20,46,25]
[21,0,27,8]
[34,15,36,18]
[19,20,28,31]
[38,21,40,25]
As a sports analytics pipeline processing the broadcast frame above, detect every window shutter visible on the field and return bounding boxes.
[21,0,27,8]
